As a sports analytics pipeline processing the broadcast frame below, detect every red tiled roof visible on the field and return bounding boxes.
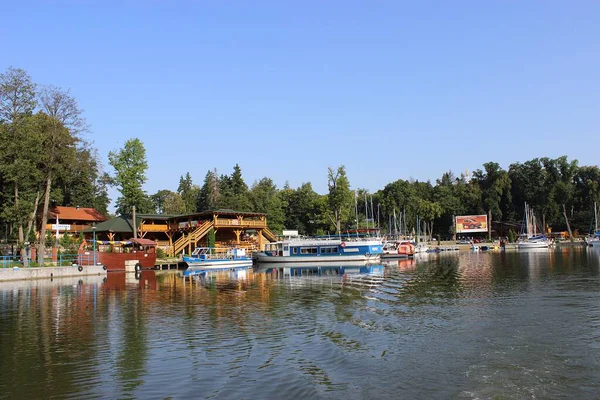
[49,206,107,222]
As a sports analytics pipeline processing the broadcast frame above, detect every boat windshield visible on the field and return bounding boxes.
[191,247,210,256]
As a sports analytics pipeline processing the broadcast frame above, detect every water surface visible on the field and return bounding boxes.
[1,248,599,399]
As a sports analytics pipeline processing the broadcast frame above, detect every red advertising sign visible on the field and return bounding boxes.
[455,215,488,233]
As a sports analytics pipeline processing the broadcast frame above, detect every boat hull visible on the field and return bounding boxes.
[254,253,380,263]
[381,253,410,259]
[184,258,253,269]
[518,241,549,249]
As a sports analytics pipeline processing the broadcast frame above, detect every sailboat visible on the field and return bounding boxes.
[517,203,550,249]
[584,202,600,247]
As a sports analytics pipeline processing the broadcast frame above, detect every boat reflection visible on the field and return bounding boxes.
[382,257,417,272]
[254,261,385,289]
[103,270,158,291]
[255,260,383,277]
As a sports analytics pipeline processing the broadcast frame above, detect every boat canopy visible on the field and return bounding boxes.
[129,238,157,247]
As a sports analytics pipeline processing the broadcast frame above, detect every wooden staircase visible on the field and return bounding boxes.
[172,221,214,256]
[263,227,277,242]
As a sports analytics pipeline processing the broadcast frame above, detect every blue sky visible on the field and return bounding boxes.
[2,1,599,201]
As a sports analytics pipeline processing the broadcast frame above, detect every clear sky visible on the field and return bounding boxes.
[2,1,599,200]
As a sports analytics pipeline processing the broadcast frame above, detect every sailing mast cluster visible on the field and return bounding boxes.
[517,203,552,249]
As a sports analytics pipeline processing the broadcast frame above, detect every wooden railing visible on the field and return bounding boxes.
[263,227,277,242]
[214,219,267,228]
[139,224,170,232]
[172,221,214,256]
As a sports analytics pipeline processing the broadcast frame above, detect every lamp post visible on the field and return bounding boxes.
[92,226,97,266]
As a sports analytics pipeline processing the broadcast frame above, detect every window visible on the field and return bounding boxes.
[300,247,318,254]
[320,246,338,254]
[293,247,298,254]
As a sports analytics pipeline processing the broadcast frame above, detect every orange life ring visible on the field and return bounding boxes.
[340,242,346,248]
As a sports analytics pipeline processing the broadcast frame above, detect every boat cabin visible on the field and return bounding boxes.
[264,240,341,257]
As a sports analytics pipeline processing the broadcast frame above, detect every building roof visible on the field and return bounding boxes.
[49,206,107,222]
[137,214,177,221]
[83,216,135,233]
[170,209,266,221]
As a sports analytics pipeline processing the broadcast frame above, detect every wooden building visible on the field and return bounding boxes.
[45,206,107,238]
[85,209,277,256]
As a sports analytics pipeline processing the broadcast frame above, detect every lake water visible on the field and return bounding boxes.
[1,248,599,399]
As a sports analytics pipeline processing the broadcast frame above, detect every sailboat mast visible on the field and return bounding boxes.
[354,191,359,238]
[369,196,375,236]
[595,202,598,232]
[364,193,369,232]
[524,202,530,238]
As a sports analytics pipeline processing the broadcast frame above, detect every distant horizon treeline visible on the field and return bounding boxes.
[2,67,600,252]
[109,138,600,239]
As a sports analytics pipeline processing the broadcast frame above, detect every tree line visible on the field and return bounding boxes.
[109,137,600,239]
[2,66,600,265]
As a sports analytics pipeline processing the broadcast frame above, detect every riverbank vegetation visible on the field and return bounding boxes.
[0,67,109,264]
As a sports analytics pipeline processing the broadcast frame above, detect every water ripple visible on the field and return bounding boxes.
[1,249,600,398]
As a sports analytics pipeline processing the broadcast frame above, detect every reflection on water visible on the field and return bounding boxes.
[1,248,600,399]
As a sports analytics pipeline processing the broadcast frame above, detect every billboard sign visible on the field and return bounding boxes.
[455,215,487,233]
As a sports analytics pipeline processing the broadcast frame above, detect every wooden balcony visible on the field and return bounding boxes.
[139,223,170,232]
[213,219,267,229]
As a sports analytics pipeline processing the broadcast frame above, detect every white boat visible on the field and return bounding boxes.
[414,243,430,254]
[381,240,414,259]
[255,236,383,263]
[517,203,550,249]
[183,247,253,273]
[517,236,550,249]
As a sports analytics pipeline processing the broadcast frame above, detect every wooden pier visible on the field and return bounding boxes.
[154,258,186,270]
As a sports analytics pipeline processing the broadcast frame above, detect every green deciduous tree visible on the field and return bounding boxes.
[36,85,86,265]
[163,191,186,214]
[249,177,285,233]
[34,113,77,265]
[108,138,153,215]
[327,165,353,234]
[472,162,511,222]
[150,189,173,214]
[0,68,38,265]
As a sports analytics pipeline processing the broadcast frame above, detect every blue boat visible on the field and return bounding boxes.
[255,237,383,263]
[183,247,253,272]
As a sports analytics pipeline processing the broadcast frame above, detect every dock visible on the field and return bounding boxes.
[0,265,107,282]
[155,258,186,270]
